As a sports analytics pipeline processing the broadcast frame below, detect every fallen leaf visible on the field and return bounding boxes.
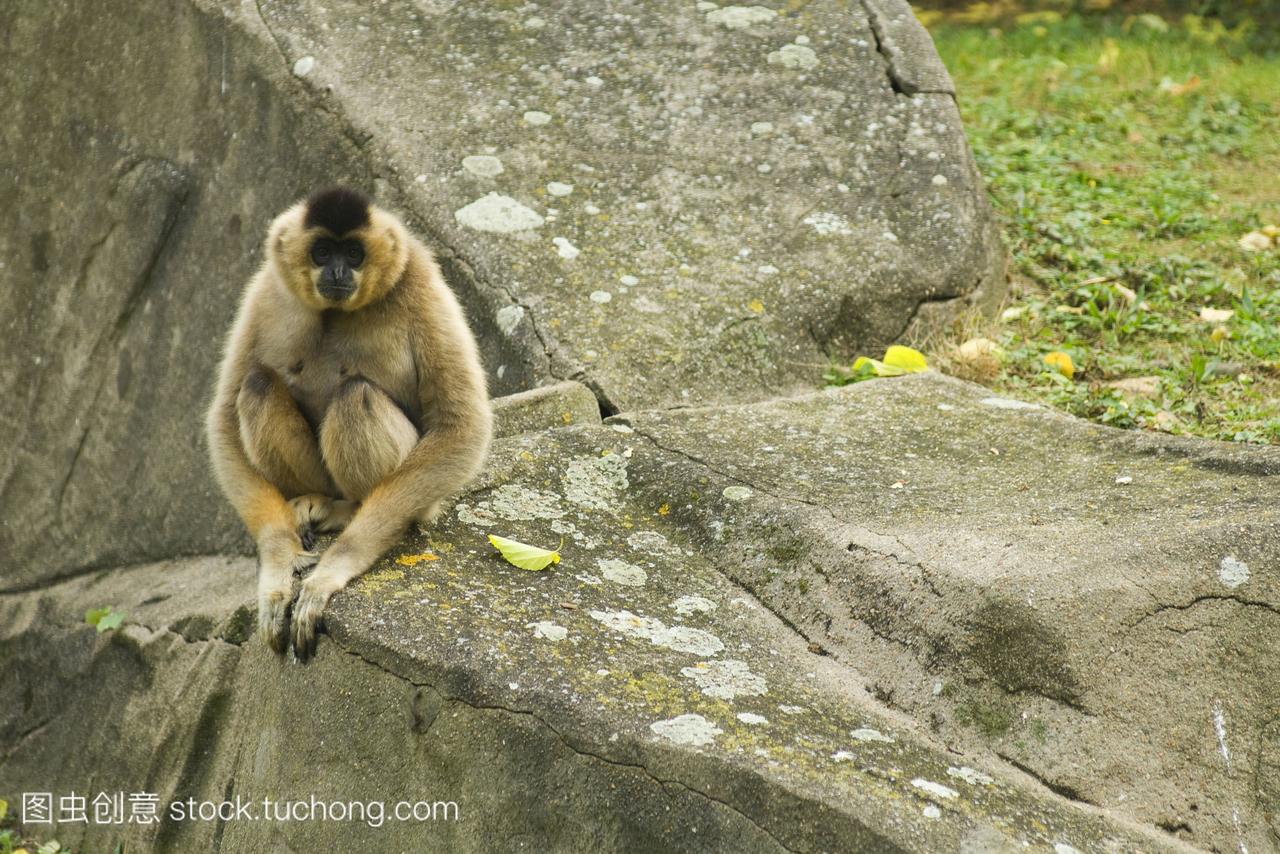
[1263,225,1279,238]
[1097,38,1119,71]
[1000,305,1028,322]
[1054,305,1084,315]
[747,298,765,313]
[1044,351,1075,379]
[883,345,929,373]
[851,346,929,380]
[1210,325,1229,343]
[1113,283,1137,303]
[1199,307,1234,323]
[1153,410,1181,432]
[487,534,562,571]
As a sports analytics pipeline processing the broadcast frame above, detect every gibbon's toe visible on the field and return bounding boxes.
[290,550,320,576]
[258,590,292,655]
[290,583,330,661]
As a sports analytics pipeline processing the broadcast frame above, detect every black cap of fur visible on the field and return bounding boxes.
[304,186,371,236]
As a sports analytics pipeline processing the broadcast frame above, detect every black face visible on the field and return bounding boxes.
[311,237,365,300]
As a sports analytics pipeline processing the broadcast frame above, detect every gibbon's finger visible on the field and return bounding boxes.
[258,587,292,655]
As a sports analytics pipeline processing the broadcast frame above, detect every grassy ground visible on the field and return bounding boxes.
[852,7,1280,442]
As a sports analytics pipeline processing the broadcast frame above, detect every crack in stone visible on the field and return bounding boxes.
[629,426,833,516]
[858,0,956,99]
[1,717,53,765]
[1123,594,1280,632]
[331,642,799,853]
[996,751,1100,807]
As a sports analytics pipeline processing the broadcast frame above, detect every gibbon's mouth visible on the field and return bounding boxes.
[317,284,356,302]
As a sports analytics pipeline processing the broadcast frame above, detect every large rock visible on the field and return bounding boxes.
[8,375,1277,851]
[0,0,1003,589]
[3,383,1197,852]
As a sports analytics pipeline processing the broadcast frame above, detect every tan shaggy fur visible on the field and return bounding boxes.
[206,195,492,658]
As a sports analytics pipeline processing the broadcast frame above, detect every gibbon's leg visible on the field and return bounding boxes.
[318,376,418,502]
[236,367,334,498]
[291,377,422,659]
[233,366,334,650]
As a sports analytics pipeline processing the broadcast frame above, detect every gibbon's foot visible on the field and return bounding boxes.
[289,494,358,535]
[291,573,339,661]
[300,527,317,552]
[257,548,318,654]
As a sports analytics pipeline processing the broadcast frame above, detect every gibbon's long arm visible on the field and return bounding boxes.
[206,292,320,652]
[289,282,492,659]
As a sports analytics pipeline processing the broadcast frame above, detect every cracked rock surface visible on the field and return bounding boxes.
[5,376,1271,852]
[1,0,1002,587]
[3,0,1268,852]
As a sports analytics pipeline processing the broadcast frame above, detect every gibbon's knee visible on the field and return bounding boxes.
[319,376,418,502]
[236,366,332,498]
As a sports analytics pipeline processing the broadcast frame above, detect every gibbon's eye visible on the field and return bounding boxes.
[344,241,365,268]
[310,239,333,266]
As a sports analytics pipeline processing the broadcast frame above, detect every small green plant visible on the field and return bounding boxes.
[85,606,125,633]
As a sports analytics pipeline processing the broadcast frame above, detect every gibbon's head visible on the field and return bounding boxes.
[267,186,410,312]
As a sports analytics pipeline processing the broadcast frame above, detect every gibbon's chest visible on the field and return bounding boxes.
[267,312,419,431]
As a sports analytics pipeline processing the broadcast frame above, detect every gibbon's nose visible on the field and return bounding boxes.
[319,262,355,300]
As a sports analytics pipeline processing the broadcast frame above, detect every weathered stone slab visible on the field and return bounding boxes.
[253,0,1004,412]
[2,405,1197,853]
[620,372,1280,853]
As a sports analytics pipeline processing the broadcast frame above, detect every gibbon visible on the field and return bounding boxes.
[207,187,492,659]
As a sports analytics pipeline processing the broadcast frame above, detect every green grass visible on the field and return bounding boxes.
[854,9,1280,442]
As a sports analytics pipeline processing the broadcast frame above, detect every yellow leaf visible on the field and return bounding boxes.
[1044,351,1075,379]
[747,299,765,313]
[1097,38,1119,71]
[395,551,439,566]
[882,345,928,373]
[0,797,6,819]
[487,534,561,571]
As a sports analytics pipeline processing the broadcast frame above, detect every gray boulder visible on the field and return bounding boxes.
[3,377,1212,853]
[0,0,1002,588]
[7,0,1254,852]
